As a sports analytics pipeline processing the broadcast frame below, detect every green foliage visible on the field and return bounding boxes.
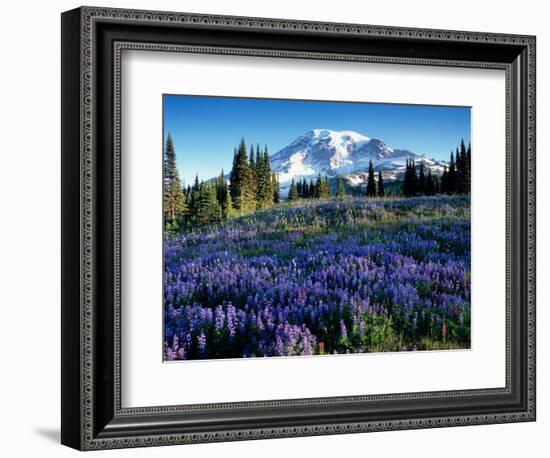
[360,312,395,351]
[215,170,235,220]
[377,170,384,197]
[418,160,426,195]
[366,160,377,197]
[256,146,274,209]
[312,174,331,199]
[197,182,221,224]
[297,177,318,199]
[163,134,187,228]
[448,150,457,193]
[403,158,418,197]
[456,138,470,194]
[426,169,436,195]
[337,177,346,197]
[288,178,300,201]
[166,137,282,229]
[248,144,258,197]
[272,173,281,204]
[404,139,471,197]
[440,166,448,194]
[229,138,257,214]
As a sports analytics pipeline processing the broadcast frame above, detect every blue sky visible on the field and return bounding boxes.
[164,95,471,185]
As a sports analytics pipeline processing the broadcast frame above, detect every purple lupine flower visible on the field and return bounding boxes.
[197,332,207,356]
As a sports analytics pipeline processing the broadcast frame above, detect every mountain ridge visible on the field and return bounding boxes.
[269,129,447,192]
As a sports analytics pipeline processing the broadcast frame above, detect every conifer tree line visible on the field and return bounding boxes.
[229,138,280,214]
[287,159,387,201]
[402,139,471,197]
[366,159,385,197]
[287,174,332,201]
[163,135,281,229]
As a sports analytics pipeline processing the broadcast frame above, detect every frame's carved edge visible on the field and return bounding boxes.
[526,35,536,422]
[80,5,535,45]
[76,6,537,450]
[85,412,531,450]
[80,6,95,450]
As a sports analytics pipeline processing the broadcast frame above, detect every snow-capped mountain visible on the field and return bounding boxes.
[270,129,448,191]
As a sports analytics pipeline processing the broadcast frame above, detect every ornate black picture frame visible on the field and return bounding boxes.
[61,6,536,450]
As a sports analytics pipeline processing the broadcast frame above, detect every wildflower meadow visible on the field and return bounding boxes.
[163,195,471,360]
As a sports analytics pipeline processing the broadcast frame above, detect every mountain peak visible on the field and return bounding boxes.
[268,129,447,194]
[302,128,371,144]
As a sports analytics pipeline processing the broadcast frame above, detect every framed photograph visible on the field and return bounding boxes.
[61,6,536,450]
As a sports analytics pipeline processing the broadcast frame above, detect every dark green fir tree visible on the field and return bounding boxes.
[337,177,346,197]
[163,134,187,227]
[366,160,377,197]
[377,170,385,197]
[288,177,299,201]
[229,138,256,214]
[418,160,426,195]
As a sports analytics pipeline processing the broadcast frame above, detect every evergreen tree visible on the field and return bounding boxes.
[308,179,315,198]
[188,174,200,219]
[215,169,227,203]
[402,159,410,197]
[314,174,323,198]
[410,159,418,196]
[438,176,443,194]
[229,138,256,214]
[441,166,449,194]
[366,160,377,197]
[403,158,418,197]
[427,169,435,195]
[288,178,299,201]
[168,175,186,224]
[302,180,308,198]
[403,158,412,197]
[272,173,281,204]
[227,148,237,209]
[249,144,255,172]
[256,147,273,208]
[254,146,263,204]
[377,170,385,197]
[255,148,262,200]
[197,183,221,224]
[337,177,346,197]
[163,134,176,186]
[216,169,234,220]
[456,145,463,189]
[456,139,469,194]
[255,146,262,179]
[464,141,471,195]
[321,175,331,198]
[163,134,187,226]
[221,187,235,220]
[448,151,457,194]
[418,161,426,195]
[467,143,472,178]
[297,179,303,198]
[248,145,258,199]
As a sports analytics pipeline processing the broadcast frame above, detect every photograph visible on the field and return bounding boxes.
[162,95,472,361]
